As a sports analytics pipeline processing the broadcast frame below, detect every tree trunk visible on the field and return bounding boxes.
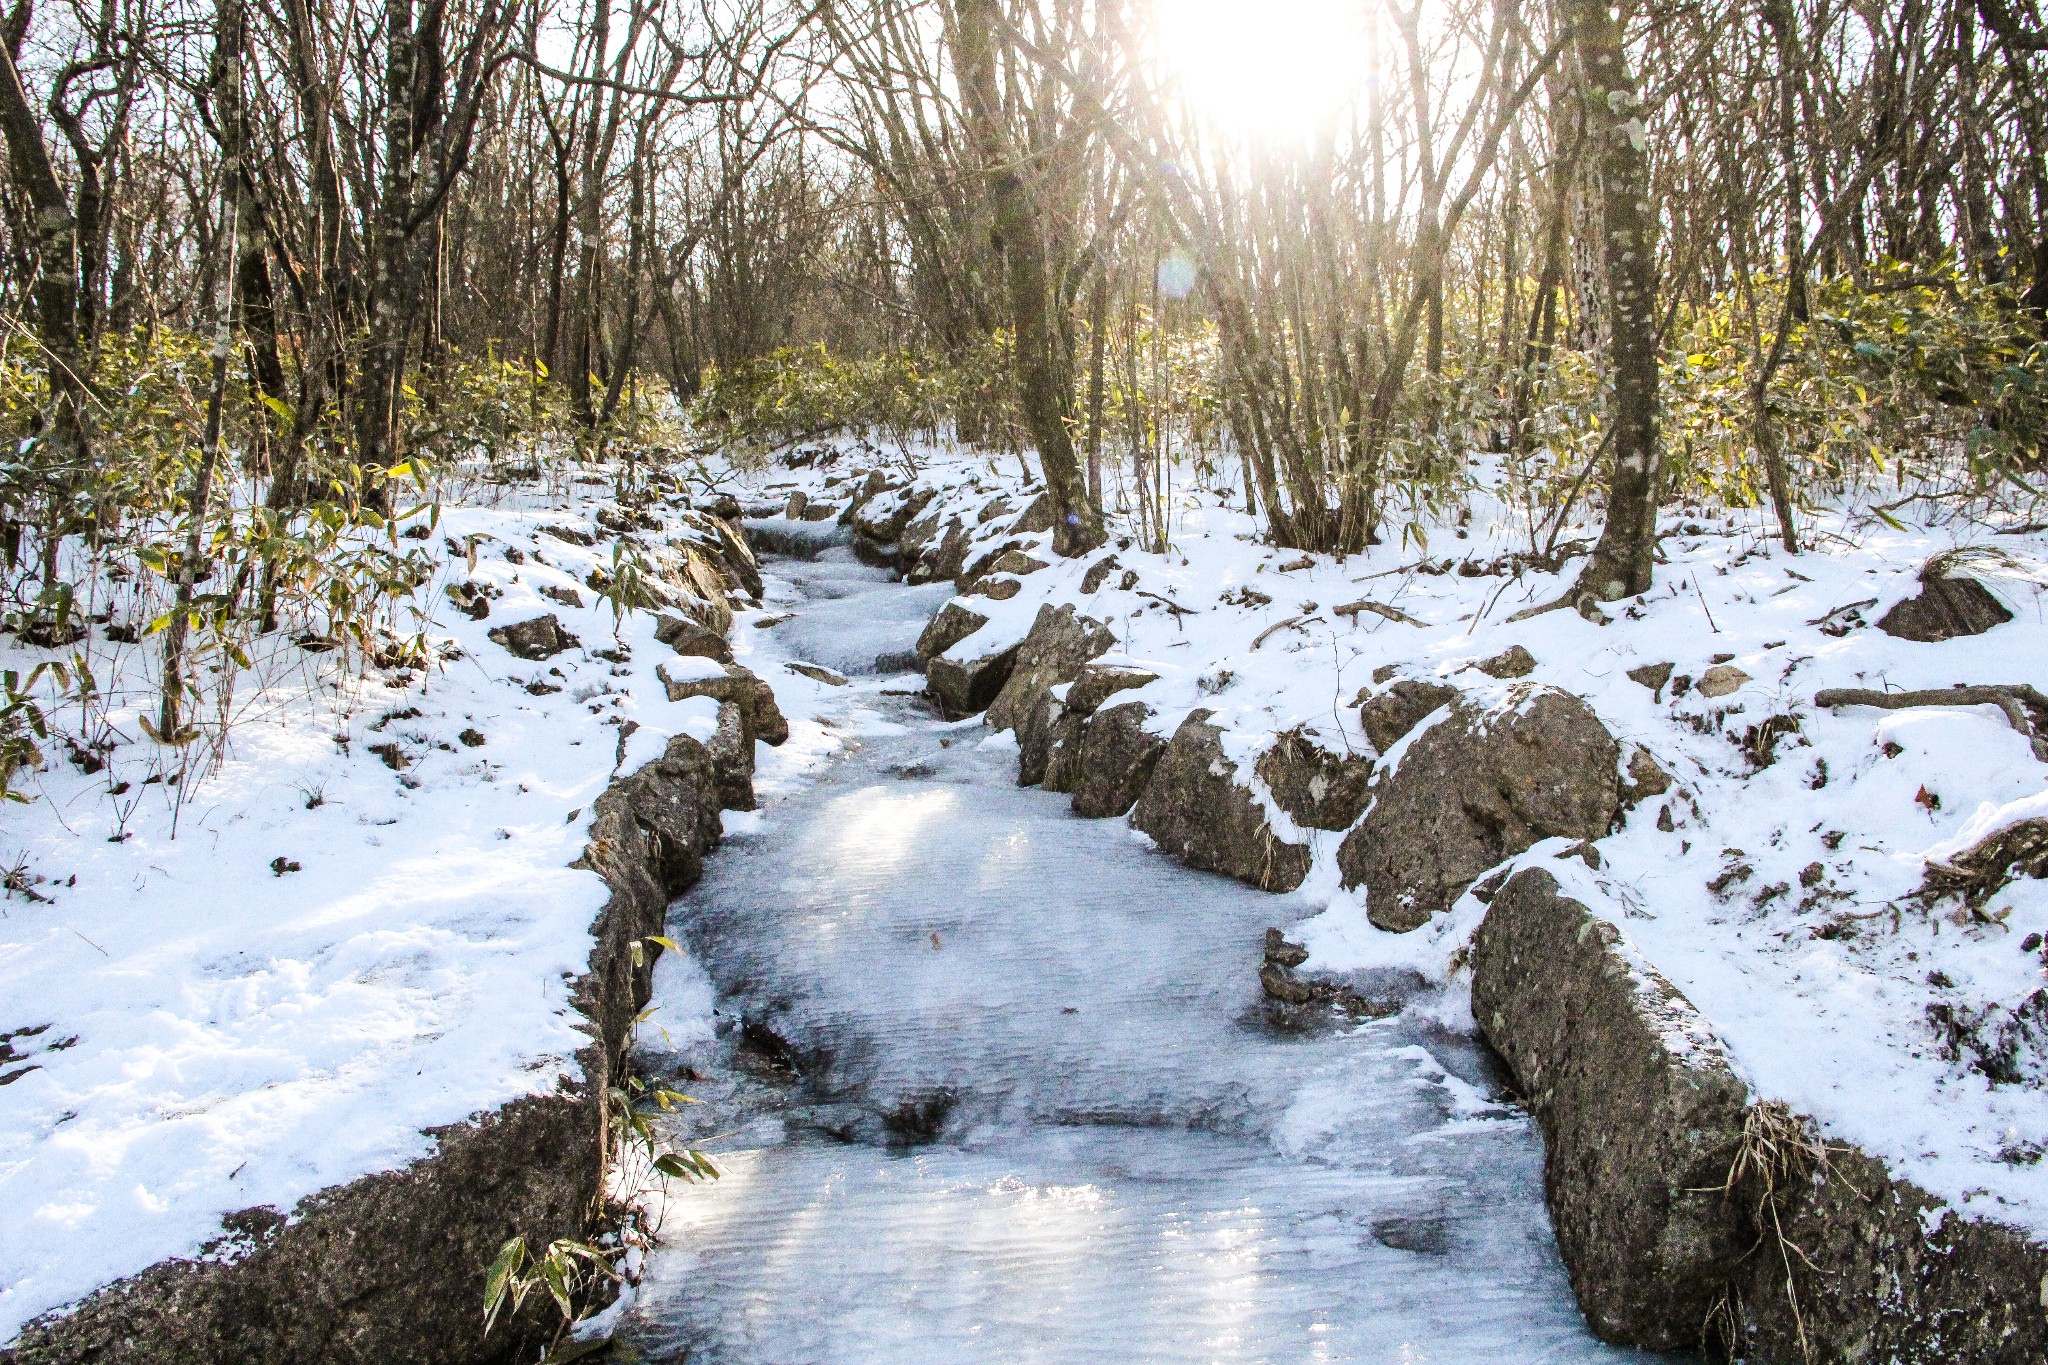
[1564,0,1663,601]
[946,0,1103,556]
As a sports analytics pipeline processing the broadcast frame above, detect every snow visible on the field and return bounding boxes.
[8,428,2048,1343]
[711,443,2048,1241]
[0,480,728,1339]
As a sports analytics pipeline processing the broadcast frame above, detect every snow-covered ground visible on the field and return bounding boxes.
[712,444,2048,1239]
[7,429,2046,1343]
[0,478,739,1339]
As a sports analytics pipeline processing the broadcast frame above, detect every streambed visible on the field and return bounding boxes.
[619,543,1637,1364]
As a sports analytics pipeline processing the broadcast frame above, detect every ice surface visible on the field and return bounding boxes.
[756,545,955,675]
[621,556,1636,1363]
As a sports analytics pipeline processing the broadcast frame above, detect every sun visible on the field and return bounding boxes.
[1153,0,1370,145]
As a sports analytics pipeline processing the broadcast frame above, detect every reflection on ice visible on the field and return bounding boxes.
[623,552,1640,1363]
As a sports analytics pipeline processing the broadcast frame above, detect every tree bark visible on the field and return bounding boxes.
[1564,0,1663,602]
[946,0,1103,556]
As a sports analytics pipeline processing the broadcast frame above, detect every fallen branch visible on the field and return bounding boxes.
[1813,685,2048,761]
[1252,613,1324,649]
[1334,598,1426,628]
[1804,598,1876,627]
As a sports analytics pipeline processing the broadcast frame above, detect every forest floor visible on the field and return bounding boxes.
[0,470,742,1340]
[4,436,2048,1344]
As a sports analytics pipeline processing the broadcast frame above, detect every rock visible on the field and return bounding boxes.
[444,582,490,621]
[656,660,789,745]
[1070,701,1168,818]
[785,661,849,687]
[853,485,935,544]
[699,515,764,599]
[976,495,1013,524]
[1337,686,1621,931]
[540,523,596,547]
[1877,547,2021,642]
[1067,663,1158,715]
[1263,926,1309,968]
[1080,556,1121,594]
[1474,644,1536,679]
[1259,961,1318,1005]
[705,701,757,811]
[1621,745,1673,805]
[1355,679,1460,755]
[963,548,1050,597]
[1011,489,1057,533]
[1117,569,1139,592]
[540,584,585,610]
[915,601,988,663]
[1025,664,1158,791]
[1473,867,2048,1362]
[487,614,578,661]
[653,613,732,663]
[1131,711,1312,893]
[985,604,1117,734]
[1470,868,1750,1348]
[850,534,904,572]
[907,519,971,586]
[1695,664,1749,698]
[926,639,1022,720]
[1255,728,1374,831]
[785,490,808,519]
[1626,661,1675,699]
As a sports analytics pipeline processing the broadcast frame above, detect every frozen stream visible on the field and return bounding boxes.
[619,539,1646,1364]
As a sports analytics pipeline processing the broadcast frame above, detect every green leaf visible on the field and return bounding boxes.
[482,1236,527,1325]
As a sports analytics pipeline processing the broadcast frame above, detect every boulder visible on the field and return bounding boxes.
[1254,728,1374,831]
[1130,711,1312,893]
[985,604,1116,734]
[1011,490,1057,533]
[699,514,765,599]
[965,548,1049,596]
[908,519,971,586]
[1878,547,2021,642]
[1337,685,1620,931]
[487,614,578,661]
[850,534,903,572]
[653,613,732,663]
[1471,868,1750,1349]
[1626,662,1675,699]
[704,701,757,811]
[1027,664,1157,792]
[852,485,935,544]
[926,639,1021,720]
[1355,678,1459,755]
[656,660,789,746]
[915,601,988,663]
[1079,555,1121,594]
[1473,867,2048,1362]
[1070,701,1167,818]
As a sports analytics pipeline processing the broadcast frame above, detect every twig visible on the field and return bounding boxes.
[1693,577,1721,633]
[1804,598,1876,627]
